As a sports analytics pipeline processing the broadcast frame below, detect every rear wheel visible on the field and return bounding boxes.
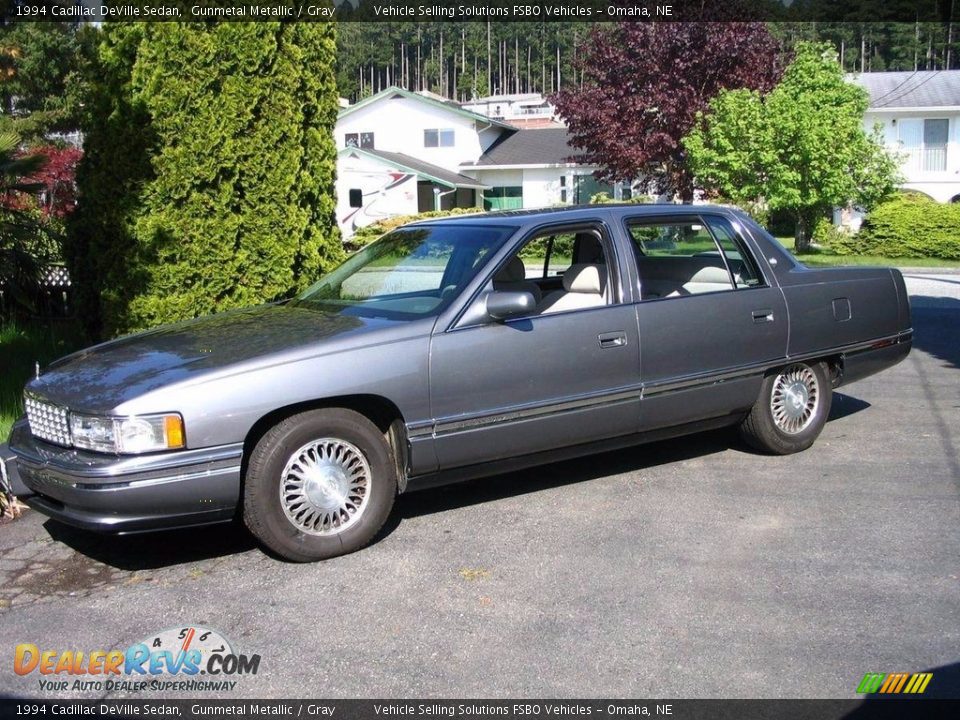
[740,361,832,455]
[243,408,396,562]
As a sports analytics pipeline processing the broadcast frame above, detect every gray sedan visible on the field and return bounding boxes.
[1,205,912,561]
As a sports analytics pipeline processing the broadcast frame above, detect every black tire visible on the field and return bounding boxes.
[243,408,396,562]
[739,361,833,455]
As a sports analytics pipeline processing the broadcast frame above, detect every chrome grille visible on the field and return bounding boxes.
[24,395,71,447]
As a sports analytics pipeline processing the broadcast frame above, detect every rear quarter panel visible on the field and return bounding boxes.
[778,266,909,356]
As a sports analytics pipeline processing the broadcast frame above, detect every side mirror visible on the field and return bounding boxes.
[486,291,536,321]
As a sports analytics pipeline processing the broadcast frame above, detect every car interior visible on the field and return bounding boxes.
[629,220,761,300]
[492,229,612,315]
[489,218,764,316]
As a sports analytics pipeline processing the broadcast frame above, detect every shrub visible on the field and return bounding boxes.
[67,22,342,338]
[588,192,652,205]
[851,193,960,260]
[347,208,481,250]
[812,218,856,254]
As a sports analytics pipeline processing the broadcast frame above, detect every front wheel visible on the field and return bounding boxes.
[739,361,832,455]
[243,408,396,562]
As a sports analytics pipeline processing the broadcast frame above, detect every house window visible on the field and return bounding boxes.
[898,118,948,172]
[348,189,363,208]
[483,186,523,211]
[424,129,455,148]
[345,132,375,149]
[923,119,948,171]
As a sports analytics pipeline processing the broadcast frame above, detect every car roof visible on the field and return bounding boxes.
[407,203,742,229]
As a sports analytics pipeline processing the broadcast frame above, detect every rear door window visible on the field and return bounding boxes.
[626,215,763,300]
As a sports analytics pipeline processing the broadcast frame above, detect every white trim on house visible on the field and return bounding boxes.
[851,71,960,206]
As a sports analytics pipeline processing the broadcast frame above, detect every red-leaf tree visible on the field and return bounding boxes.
[553,21,785,201]
[1,144,82,218]
[19,145,82,218]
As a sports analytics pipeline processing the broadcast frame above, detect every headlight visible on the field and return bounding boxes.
[69,413,185,454]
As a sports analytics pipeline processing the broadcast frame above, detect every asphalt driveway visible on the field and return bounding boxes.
[2,274,958,699]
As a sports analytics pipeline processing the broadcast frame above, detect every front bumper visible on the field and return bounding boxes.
[4,420,242,533]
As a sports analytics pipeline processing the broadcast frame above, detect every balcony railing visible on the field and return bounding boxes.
[902,145,948,173]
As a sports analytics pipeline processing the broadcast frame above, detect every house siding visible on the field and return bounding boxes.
[865,109,960,203]
[338,96,494,172]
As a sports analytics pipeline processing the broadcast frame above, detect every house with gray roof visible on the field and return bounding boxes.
[851,70,960,204]
[335,87,603,238]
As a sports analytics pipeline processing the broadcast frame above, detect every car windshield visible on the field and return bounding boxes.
[293,224,515,319]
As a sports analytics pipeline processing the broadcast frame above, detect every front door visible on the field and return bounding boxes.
[428,222,641,470]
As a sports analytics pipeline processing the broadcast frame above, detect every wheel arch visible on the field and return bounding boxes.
[766,355,842,385]
[240,394,410,497]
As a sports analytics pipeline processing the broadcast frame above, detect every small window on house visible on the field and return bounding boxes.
[424,129,455,148]
[345,132,375,149]
[348,189,363,208]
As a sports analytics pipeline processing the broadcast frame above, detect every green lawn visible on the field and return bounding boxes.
[0,320,86,442]
[776,237,960,269]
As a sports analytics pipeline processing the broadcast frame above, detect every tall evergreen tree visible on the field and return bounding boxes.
[67,21,342,338]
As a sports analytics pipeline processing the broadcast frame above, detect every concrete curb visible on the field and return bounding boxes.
[897,267,960,275]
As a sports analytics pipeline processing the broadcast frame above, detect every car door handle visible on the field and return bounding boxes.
[598,331,628,348]
[752,309,774,323]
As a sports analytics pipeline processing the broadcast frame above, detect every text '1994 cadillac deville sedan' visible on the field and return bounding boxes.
[0,205,912,561]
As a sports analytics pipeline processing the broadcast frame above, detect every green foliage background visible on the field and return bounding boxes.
[66,22,342,339]
[347,208,480,249]
[829,193,960,261]
[684,42,902,251]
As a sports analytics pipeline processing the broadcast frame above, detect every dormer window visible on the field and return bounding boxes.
[345,132,375,149]
[424,129,455,148]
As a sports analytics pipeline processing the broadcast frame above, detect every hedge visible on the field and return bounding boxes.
[827,193,960,260]
[67,22,342,338]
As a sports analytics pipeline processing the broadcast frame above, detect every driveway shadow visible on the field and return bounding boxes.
[830,392,871,421]
[42,517,256,572]
[910,295,960,370]
[389,427,738,526]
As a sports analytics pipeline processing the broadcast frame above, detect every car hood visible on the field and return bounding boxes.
[26,304,392,413]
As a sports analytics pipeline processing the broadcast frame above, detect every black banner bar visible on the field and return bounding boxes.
[2,0,959,24]
[2,700,960,720]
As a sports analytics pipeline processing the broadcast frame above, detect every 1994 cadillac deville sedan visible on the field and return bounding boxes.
[0,205,912,561]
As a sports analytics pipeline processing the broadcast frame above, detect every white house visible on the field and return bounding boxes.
[852,70,960,204]
[461,92,563,129]
[335,87,603,238]
[462,128,614,209]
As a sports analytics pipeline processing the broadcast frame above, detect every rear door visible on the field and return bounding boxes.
[428,220,642,470]
[624,213,789,430]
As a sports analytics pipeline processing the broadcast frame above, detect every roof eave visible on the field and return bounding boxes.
[337,85,517,131]
[461,162,595,170]
[867,105,960,112]
[339,147,491,190]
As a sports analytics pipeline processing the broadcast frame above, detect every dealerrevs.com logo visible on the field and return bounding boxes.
[15,626,261,693]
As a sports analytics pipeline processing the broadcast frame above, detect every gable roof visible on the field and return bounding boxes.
[339,86,517,130]
[462,128,588,167]
[852,70,960,109]
[339,147,490,189]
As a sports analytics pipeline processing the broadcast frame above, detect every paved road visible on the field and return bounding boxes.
[2,275,958,700]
